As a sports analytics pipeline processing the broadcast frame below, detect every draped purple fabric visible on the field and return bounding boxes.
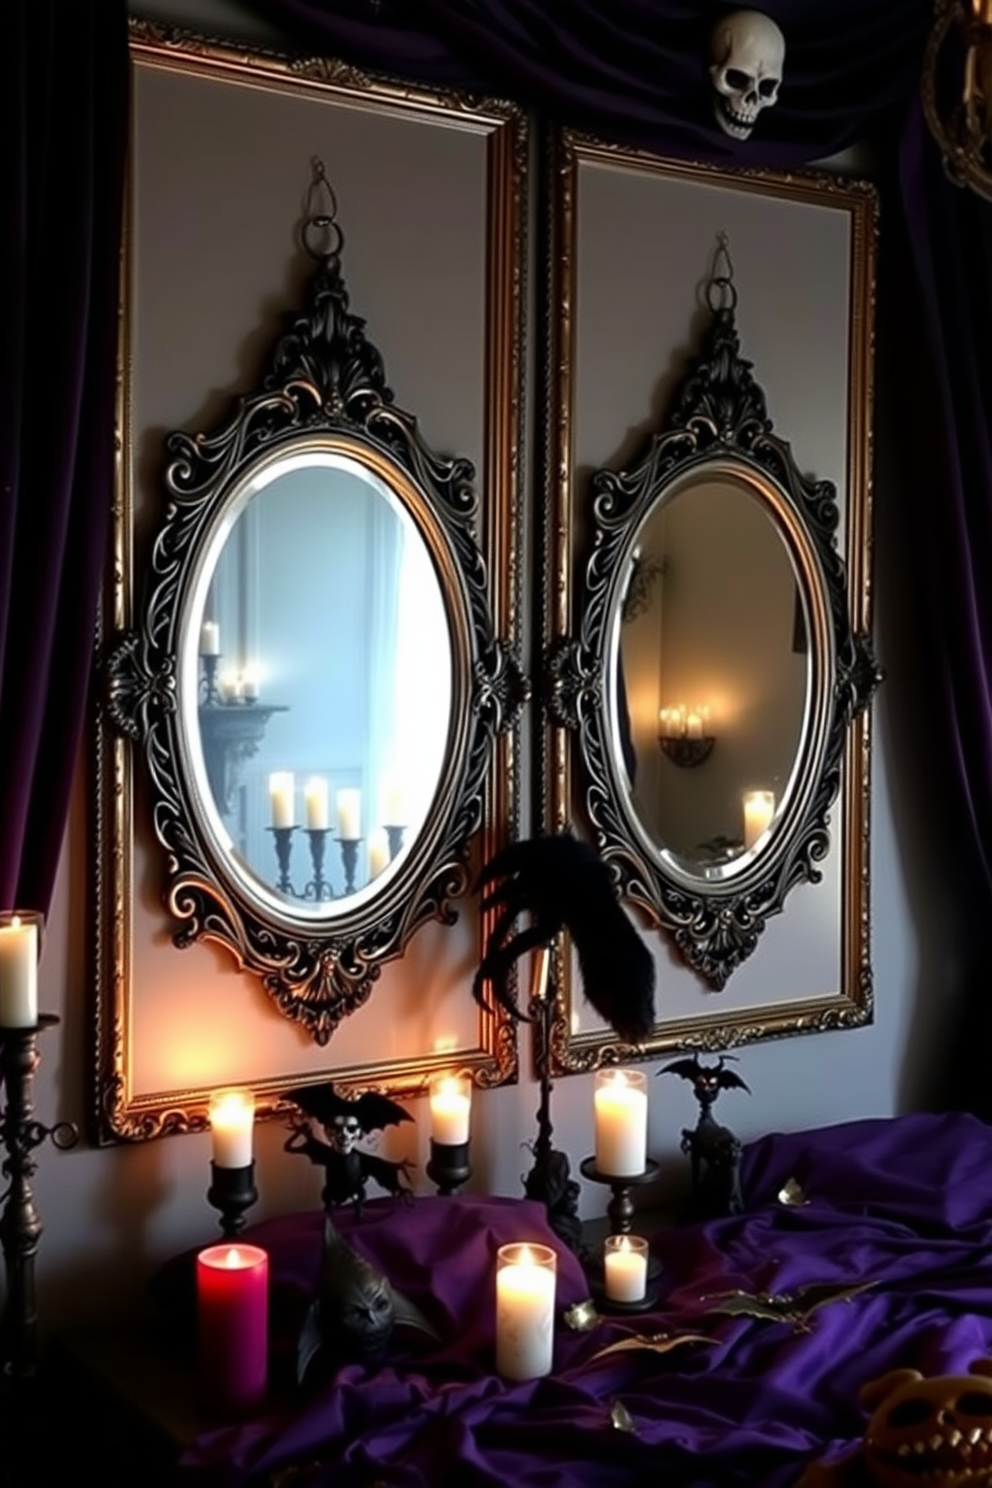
[172,1114,992,1486]
[0,0,128,911]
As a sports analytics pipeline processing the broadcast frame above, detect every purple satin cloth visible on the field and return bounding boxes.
[176,1113,992,1486]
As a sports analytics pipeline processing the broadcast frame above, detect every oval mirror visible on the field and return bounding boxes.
[608,465,824,888]
[184,446,453,921]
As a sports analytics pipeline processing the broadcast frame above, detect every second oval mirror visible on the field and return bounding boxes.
[611,466,817,884]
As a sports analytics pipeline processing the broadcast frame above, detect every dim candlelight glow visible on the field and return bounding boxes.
[743,789,776,850]
[209,1089,255,1169]
[304,776,329,831]
[197,1242,268,1415]
[337,788,361,840]
[0,911,41,1029]
[495,1242,557,1380]
[594,1068,648,1177]
[604,1234,648,1303]
[429,1072,472,1145]
[269,772,295,829]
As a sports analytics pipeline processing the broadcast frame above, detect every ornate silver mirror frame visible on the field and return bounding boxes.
[91,24,527,1142]
[540,131,879,1073]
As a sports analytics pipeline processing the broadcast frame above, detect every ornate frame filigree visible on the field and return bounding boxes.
[91,21,527,1141]
[539,130,879,1074]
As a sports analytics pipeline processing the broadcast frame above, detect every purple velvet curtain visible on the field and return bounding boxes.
[1,1,128,912]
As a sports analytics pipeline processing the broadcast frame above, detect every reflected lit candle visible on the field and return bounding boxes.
[200,620,220,657]
[304,776,329,831]
[368,826,390,878]
[743,789,776,850]
[240,665,259,702]
[382,773,405,826]
[0,912,40,1028]
[269,772,295,829]
[495,1242,557,1380]
[209,1089,255,1169]
[594,1068,648,1177]
[337,788,361,840]
[197,1243,268,1416]
[604,1234,648,1303]
[429,1072,471,1145]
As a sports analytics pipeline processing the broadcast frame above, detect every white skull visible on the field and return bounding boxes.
[709,10,785,140]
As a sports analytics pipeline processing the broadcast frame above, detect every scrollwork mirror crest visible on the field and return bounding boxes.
[539,131,879,1070]
[102,159,526,1050]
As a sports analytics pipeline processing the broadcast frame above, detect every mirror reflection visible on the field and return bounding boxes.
[189,451,452,916]
[610,472,808,879]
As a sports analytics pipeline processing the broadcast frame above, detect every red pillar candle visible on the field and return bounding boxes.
[196,1243,269,1416]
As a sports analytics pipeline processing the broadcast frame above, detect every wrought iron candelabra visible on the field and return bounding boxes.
[269,824,299,894]
[339,836,361,896]
[0,1015,79,1388]
[521,951,583,1255]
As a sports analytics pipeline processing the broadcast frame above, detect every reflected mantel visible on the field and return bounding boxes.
[198,702,289,818]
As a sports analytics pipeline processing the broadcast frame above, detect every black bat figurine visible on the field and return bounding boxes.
[283,1082,415,1217]
[660,1054,750,1116]
[660,1055,751,1220]
[472,831,656,1046]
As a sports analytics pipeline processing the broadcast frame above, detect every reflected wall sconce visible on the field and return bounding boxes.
[658,705,715,767]
[922,0,992,204]
[742,789,776,849]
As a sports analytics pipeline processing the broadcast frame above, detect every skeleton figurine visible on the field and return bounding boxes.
[709,10,785,140]
[283,1084,415,1217]
[659,1055,750,1220]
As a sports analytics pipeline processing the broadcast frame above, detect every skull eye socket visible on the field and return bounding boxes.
[957,1392,992,1418]
[758,78,779,96]
[886,1400,935,1428]
[724,69,754,90]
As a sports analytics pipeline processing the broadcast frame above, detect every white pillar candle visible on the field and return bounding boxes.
[495,1242,557,1380]
[382,773,405,825]
[685,710,704,739]
[200,620,221,656]
[337,788,361,840]
[604,1234,648,1303]
[367,826,390,879]
[269,772,295,829]
[209,1089,255,1168]
[743,789,776,849]
[594,1068,648,1177]
[304,776,329,830]
[0,912,40,1028]
[240,665,259,702]
[429,1073,471,1145]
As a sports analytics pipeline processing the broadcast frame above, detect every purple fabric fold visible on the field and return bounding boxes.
[176,1113,992,1488]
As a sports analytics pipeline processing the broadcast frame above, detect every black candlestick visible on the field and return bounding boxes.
[385,824,405,859]
[339,836,361,894]
[579,1155,661,1236]
[206,1160,258,1238]
[0,1016,78,1385]
[200,651,221,706]
[303,827,334,901]
[268,824,298,894]
[426,1139,471,1196]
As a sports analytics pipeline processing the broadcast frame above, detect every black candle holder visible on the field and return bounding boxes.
[521,951,584,1256]
[385,824,405,860]
[338,836,362,895]
[303,827,334,901]
[268,824,298,894]
[579,1155,660,1236]
[426,1139,471,1196]
[200,650,221,706]
[206,1160,259,1238]
[0,1015,79,1387]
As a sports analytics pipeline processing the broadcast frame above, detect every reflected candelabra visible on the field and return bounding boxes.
[303,828,333,901]
[268,825,298,894]
[339,837,362,896]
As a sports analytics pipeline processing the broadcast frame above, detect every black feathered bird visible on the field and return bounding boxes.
[473,831,655,1045]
